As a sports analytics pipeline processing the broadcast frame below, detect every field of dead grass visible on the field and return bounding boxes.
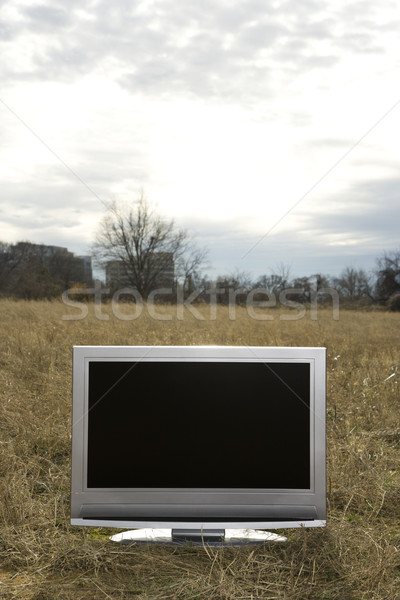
[0,298,399,599]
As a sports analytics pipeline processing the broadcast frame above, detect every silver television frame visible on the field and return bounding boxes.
[71,346,326,531]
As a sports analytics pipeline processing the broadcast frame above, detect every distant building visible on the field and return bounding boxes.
[106,253,175,290]
[77,255,93,282]
[14,242,68,257]
[0,241,93,297]
[11,242,92,285]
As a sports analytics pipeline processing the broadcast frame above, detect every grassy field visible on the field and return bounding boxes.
[0,298,399,599]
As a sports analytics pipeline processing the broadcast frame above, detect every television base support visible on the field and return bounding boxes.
[110,528,287,546]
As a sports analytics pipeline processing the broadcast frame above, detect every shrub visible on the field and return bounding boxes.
[387,292,400,311]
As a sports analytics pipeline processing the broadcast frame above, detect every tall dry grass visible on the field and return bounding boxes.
[0,299,399,599]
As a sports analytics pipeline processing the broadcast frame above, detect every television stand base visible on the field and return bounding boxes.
[110,528,287,546]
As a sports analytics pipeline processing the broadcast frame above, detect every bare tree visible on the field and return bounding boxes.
[93,195,208,298]
[333,267,374,301]
[255,264,292,295]
[215,270,253,305]
[0,242,19,293]
[47,248,89,288]
[375,250,400,303]
[0,241,62,298]
[176,244,209,294]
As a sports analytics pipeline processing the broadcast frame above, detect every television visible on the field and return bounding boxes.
[71,346,326,543]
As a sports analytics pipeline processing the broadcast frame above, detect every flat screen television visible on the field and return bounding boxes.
[71,346,326,542]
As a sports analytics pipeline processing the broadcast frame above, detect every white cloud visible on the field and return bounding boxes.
[0,0,399,277]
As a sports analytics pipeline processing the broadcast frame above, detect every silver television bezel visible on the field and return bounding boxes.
[71,346,326,529]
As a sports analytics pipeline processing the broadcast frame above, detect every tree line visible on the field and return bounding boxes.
[1,198,399,310]
[206,260,399,310]
[0,241,91,299]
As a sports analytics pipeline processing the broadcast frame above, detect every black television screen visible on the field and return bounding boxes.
[87,361,310,490]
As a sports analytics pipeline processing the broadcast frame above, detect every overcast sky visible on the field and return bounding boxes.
[1,0,399,279]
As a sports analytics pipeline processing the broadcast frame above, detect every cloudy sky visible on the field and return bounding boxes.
[1,0,399,279]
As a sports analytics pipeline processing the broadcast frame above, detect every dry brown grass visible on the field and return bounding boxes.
[0,299,399,599]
